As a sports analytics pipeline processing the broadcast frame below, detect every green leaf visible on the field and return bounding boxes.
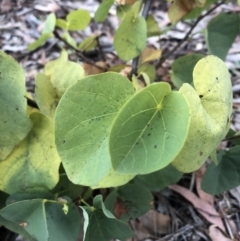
[56,19,68,30]
[110,82,190,175]
[185,0,217,19]
[105,183,153,221]
[172,56,232,172]
[135,164,183,192]
[171,54,204,89]
[114,11,147,61]
[51,173,84,199]
[205,12,240,60]
[146,15,161,37]
[116,0,142,20]
[55,72,134,186]
[44,49,68,76]
[83,195,134,241]
[50,59,85,98]
[0,112,61,194]
[0,191,9,209]
[35,74,58,120]
[78,35,98,51]
[28,33,52,51]
[62,31,77,49]
[0,199,82,241]
[90,168,135,189]
[66,10,91,31]
[138,63,156,83]
[0,51,32,161]
[0,216,37,241]
[94,0,115,22]
[42,13,56,34]
[201,146,240,195]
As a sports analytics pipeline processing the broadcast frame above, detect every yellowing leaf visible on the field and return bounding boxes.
[168,0,195,24]
[116,0,140,5]
[0,112,61,194]
[140,47,161,64]
[172,56,232,172]
[44,49,68,76]
[91,168,135,189]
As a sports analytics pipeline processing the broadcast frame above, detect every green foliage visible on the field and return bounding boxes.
[0,199,82,241]
[110,82,190,175]
[55,72,134,186]
[66,10,91,31]
[1,2,239,240]
[105,183,153,221]
[205,12,240,60]
[83,195,134,241]
[202,146,240,195]
[171,54,204,89]
[114,11,147,61]
[0,51,32,161]
[94,0,115,22]
[135,164,183,192]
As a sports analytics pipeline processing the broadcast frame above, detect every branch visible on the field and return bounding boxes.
[53,30,108,71]
[130,0,154,78]
[156,1,225,68]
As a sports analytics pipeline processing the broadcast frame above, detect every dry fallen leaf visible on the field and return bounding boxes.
[138,209,171,235]
[34,2,59,12]
[127,219,151,241]
[82,61,107,76]
[209,225,232,241]
[169,184,225,232]
[140,47,162,64]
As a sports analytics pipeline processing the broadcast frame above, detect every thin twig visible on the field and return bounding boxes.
[53,30,108,71]
[130,0,154,78]
[156,1,225,68]
[96,35,106,61]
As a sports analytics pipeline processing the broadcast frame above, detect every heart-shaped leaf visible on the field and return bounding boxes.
[110,82,190,175]
[172,56,232,172]
[0,199,82,241]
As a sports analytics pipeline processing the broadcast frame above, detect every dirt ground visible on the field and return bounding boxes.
[1,0,240,240]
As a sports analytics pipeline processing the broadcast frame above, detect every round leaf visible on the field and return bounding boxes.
[66,10,91,31]
[114,11,147,61]
[172,56,232,172]
[109,82,190,175]
[55,72,134,186]
[0,51,32,161]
